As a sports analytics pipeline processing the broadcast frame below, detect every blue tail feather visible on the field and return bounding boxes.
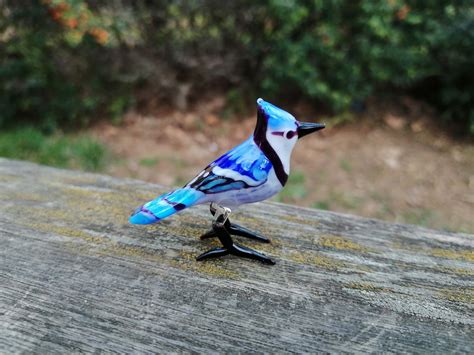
[129,188,204,225]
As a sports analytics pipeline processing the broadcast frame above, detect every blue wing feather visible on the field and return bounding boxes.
[213,137,270,181]
[187,137,272,194]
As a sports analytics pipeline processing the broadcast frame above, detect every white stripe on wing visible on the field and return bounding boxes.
[211,166,263,187]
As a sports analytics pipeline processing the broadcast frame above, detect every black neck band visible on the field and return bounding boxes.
[253,108,288,186]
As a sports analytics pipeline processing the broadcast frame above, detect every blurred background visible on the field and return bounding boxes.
[1,0,473,233]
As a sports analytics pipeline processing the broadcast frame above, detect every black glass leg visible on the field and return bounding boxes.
[227,223,270,243]
[196,216,275,265]
[196,247,229,261]
[199,224,269,243]
[200,204,270,243]
[199,229,216,240]
[229,242,275,265]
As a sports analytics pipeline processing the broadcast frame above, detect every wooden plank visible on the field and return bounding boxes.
[0,158,472,353]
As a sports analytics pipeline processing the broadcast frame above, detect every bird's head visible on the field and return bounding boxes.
[254,98,325,163]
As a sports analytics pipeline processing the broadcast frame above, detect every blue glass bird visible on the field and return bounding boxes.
[130,98,325,264]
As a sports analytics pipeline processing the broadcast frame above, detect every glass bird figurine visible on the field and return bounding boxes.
[129,98,325,264]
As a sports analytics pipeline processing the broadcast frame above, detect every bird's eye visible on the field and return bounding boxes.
[286,131,296,139]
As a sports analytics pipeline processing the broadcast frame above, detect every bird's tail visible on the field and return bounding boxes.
[129,188,204,225]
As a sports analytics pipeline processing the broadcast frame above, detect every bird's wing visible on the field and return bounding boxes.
[186,137,272,194]
[130,138,271,224]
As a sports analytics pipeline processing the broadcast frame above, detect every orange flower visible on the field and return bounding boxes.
[397,5,410,20]
[65,18,78,29]
[79,12,89,24]
[47,2,69,22]
[55,2,70,13]
[90,28,109,44]
[48,8,61,21]
[322,34,330,45]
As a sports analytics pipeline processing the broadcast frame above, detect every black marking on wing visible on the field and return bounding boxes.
[163,197,188,211]
[189,166,255,194]
[189,166,213,189]
[174,203,186,211]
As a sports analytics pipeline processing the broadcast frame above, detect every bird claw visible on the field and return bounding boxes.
[228,223,270,243]
[196,247,229,261]
[196,203,275,265]
[199,223,270,243]
[201,204,271,243]
[196,243,275,265]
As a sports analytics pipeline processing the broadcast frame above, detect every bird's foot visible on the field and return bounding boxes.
[200,223,270,243]
[200,203,270,243]
[196,203,275,265]
[196,243,275,265]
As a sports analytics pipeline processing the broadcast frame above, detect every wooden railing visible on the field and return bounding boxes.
[0,158,472,353]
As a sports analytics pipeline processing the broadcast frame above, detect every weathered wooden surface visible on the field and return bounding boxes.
[0,158,473,353]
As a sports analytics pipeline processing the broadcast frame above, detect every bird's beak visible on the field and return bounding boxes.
[297,122,325,139]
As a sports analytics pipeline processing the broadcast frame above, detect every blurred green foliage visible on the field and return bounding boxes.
[1,0,473,132]
[139,157,159,167]
[0,0,132,131]
[313,200,330,210]
[0,127,107,171]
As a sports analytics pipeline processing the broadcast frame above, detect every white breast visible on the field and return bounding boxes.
[265,131,297,175]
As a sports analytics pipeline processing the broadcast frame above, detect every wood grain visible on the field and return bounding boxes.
[0,158,472,353]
